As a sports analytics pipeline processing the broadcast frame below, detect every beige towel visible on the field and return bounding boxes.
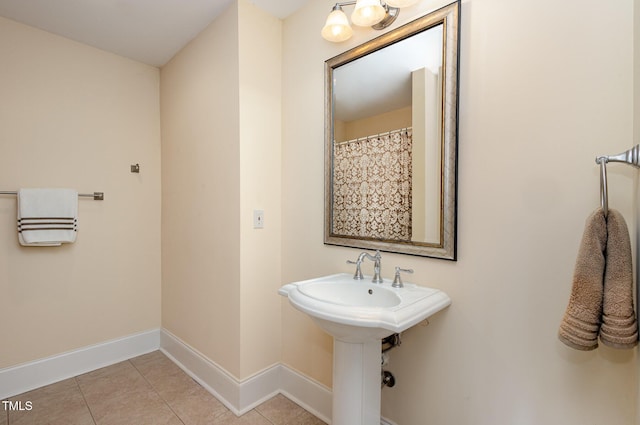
[558,208,607,350]
[599,209,638,348]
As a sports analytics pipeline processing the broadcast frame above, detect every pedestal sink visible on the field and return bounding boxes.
[279,273,451,425]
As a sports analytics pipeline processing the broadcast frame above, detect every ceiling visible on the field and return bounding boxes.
[0,0,309,67]
[334,24,443,123]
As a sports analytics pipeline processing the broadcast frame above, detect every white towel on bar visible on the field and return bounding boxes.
[17,188,78,246]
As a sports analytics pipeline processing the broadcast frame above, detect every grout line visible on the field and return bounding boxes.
[129,352,234,424]
[3,351,325,425]
[254,394,314,425]
[127,359,186,425]
[254,409,278,425]
[73,377,98,425]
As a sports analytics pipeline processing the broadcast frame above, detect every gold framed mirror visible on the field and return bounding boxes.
[324,1,459,260]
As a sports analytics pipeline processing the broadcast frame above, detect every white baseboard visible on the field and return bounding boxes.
[279,365,332,424]
[1,326,395,425]
[0,328,160,400]
[160,328,333,420]
[160,328,287,416]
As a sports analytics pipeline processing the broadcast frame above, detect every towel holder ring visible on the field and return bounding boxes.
[596,156,608,217]
[595,144,640,217]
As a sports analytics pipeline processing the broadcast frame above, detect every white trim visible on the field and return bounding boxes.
[279,364,332,424]
[160,328,333,420]
[160,328,282,415]
[1,326,396,425]
[159,328,241,412]
[160,329,279,416]
[0,328,160,400]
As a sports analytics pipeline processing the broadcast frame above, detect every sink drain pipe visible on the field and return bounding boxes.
[382,370,395,388]
[381,333,401,388]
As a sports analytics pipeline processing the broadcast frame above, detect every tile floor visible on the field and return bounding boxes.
[2,351,327,425]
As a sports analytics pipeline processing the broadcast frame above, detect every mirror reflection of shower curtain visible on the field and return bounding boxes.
[333,128,412,241]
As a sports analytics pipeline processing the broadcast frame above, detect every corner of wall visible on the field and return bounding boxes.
[634,0,640,421]
[160,0,242,378]
[237,0,284,380]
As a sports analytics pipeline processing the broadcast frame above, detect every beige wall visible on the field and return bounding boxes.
[338,106,412,141]
[237,0,283,378]
[2,0,637,421]
[161,2,242,378]
[0,17,161,369]
[282,0,638,424]
[161,0,282,380]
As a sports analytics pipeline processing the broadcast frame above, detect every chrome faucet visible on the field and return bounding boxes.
[347,250,383,283]
[346,252,366,280]
[392,267,413,288]
[370,251,383,283]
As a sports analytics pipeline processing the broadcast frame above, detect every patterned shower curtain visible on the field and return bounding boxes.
[332,128,412,241]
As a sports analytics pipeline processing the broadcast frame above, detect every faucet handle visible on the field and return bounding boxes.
[392,267,413,288]
[347,259,364,280]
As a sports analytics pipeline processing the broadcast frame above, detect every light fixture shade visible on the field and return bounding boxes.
[384,0,419,7]
[321,8,353,42]
[350,0,386,27]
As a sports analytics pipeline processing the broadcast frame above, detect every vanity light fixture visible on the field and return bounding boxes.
[321,0,411,42]
[384,0,419,7]
[351,0,386,26]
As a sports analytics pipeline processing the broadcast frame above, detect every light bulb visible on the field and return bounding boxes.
[351,0,386,27]
[321,8,353,42]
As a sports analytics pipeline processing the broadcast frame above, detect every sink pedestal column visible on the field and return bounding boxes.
[332,339,381,425]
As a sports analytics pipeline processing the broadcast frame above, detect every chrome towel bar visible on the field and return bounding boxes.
[595,144,640,217]
[0,191,104,200]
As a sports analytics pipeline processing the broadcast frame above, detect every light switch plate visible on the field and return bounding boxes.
[253,210,264,229]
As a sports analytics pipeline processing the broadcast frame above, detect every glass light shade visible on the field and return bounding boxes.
[350,0,386,27]
[384,0,419,7]
[321,8,353,42]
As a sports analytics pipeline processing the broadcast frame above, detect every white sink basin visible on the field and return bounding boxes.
[298,281,401,308]
[279,273,451,342]
[279,272,451,425]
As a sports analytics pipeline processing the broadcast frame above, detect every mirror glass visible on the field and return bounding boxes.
[324,2,459,260]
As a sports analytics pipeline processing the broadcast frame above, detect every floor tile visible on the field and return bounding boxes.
[76,361,150,401]
[166,384,228,425]
[255,394,308,424]
[137,361,200,403]
[291,410,328,425]
[4,351,326,425]
[90,393,181,425]
[214,410,273,425]
[84,387,138,424]
[8,379,95,425]
[76,360,181,425]
[130,351,182,380]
